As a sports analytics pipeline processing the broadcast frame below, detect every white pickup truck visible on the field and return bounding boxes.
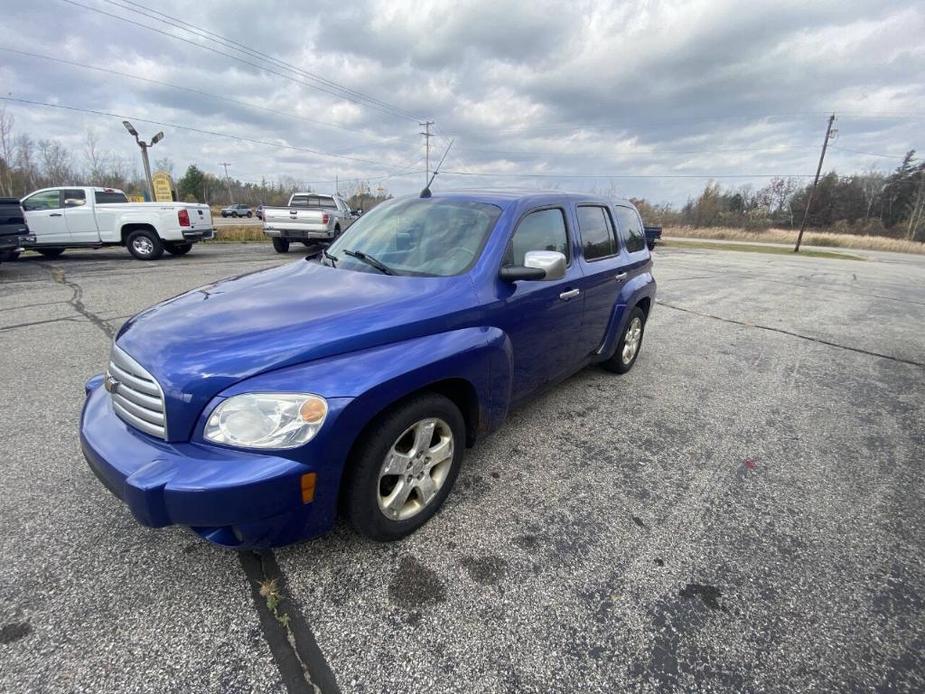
[262,192,355,253]
[20,186,214,260]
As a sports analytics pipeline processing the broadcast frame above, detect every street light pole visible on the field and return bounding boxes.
[123,121,164,201]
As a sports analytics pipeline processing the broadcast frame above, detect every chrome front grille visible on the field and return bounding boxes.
[107,345,167,439]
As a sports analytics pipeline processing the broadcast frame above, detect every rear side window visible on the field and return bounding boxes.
[63,189,86,207]
[577,205,617,260]
[95,191,128,204]
[22,190,62,211]
[614,206,647,253]
[506,208,569,266]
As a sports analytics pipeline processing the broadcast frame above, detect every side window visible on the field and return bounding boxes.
[505,208,569,266]
[614,206,646,253]
[577,205,617,260]
[63,189,86,208]
[22,190,62,211]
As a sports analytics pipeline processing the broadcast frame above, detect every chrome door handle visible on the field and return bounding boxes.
[559,288,580,300]
[614,272,628,281]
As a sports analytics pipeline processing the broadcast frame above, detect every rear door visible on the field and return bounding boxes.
[573,204,626,355]
[22,189,69,244]
[64,189,100,243]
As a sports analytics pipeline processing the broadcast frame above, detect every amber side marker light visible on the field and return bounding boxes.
[300,473,317,504]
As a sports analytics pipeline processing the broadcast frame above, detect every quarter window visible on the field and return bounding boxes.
[22,190,62,211]
[614,206,647,253]
[577,205,617,260]
[506,208,569,266]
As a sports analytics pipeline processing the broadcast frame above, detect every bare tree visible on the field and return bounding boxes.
[84,128,108,183]
[38,139,74,186]
[0,106,14,195]
[13,134,37,194]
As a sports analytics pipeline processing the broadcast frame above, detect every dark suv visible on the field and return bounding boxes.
[0,198,33,264]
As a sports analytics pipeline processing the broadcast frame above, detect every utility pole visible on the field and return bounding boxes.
[220,162,233,204]
[122,120,163,201]
[795,113,837,252]
[419,120,434,186]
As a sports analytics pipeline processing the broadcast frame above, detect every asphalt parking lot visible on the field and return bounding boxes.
[1,242,923,692]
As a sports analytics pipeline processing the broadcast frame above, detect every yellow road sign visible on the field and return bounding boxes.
[152,171,174,203]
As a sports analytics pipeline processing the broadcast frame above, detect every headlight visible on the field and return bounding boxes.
[204,393,328,449]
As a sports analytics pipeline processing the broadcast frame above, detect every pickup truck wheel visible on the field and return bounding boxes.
[345,393,465,541]
[603,307,646,374]
[165,242,192,256]
[127,229,164,260]
[37,248,65,258]
[272,238,290,253]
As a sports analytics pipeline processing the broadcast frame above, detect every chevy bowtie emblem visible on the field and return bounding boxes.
[104,373,120,394]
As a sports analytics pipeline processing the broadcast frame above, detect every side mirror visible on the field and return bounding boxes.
[353,209,363,216]
[499,250,567,282]
[64,198,85,208]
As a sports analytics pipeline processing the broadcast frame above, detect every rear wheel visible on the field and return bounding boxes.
[37,248,65,258]
[165,242,193,256]
[344,393,465,541]
[272,237,290,253]
[126,229,164,260]
[246,211,253,218]
[603,306,646,374]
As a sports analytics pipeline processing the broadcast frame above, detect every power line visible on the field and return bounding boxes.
[830,145,910,160]
[106,0,421,122]
[0,46,405,142]
[0,95,413,172]
[59,0,421,123]
[439,170,818,179]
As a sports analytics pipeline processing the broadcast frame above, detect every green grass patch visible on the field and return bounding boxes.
[662,239,864,261]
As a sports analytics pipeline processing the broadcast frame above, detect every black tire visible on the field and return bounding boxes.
[231,211,238,218]
[246,211,253,218]
[221,212,228,218]
[126,229,164,260]
[272,237,290,253]
[647,240,656,251]
[333,224,341,237]
[37,248,65,258]
[165,242,193,256]
[603,306,647,374]
[344,393,465,541]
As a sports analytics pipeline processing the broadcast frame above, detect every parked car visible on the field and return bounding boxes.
[262,192,355,253]
[0,197,34,264]
[221,203,253,218]
[644,225,662,250]
[20,187,213,260]
[255,204,264,220]
[80,191,656,548]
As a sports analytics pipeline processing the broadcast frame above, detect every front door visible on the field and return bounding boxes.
[64,189,100,243]
[494,206,585,401]
[22,189,69,245]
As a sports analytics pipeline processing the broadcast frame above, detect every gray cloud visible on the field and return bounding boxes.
[2,0,922,203]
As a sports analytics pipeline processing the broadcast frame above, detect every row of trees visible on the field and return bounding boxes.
[0,108,390,208]
[632,152,925,240]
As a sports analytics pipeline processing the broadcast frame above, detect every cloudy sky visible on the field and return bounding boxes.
[2,0,923,203]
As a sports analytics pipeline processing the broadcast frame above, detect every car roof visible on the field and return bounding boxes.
[425,189,635,209]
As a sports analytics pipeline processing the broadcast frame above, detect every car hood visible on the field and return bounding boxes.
[116,260,476,440]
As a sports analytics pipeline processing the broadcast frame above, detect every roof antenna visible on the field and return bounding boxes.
[420,138,454,198]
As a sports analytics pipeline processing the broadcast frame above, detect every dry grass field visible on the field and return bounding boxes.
[666,226,925,254]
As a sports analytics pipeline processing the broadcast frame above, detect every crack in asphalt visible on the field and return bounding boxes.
[239,551,339,694]
[657,300,925,368]
[35,262,115,338]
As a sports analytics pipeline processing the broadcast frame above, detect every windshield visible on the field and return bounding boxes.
[325,197,502,276]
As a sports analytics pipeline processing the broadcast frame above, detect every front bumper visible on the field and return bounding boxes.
[79,376,330,548]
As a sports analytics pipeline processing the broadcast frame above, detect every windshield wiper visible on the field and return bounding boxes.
[342,249,395,275]
[321,248,338,267]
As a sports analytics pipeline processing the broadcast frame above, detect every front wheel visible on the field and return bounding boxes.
[37,248,65,258]
[271,237,290,253]
[165,242,193,256]
[603,306,646,374]
[344,393,465,541]
[126,229,164,260]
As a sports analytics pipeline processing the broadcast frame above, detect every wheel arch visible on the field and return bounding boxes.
[121,223,159,245]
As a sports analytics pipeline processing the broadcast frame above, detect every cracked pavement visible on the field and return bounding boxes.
[0,243,923,692]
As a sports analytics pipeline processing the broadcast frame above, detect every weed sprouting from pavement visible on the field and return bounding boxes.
[259,578,291,627]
